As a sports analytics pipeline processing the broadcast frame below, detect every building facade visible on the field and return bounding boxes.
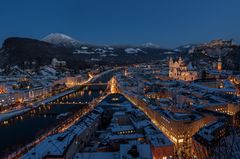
[169,57,199,81]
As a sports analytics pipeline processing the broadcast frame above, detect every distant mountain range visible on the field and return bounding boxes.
[0,34,173,69]
[41,33,162,49]
[0,33,239,71]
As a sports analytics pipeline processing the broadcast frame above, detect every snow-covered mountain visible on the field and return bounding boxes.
[0,36,172,69]
[42,33,83,48]
[142,42,161,48]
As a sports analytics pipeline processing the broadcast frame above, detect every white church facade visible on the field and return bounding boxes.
[169,57,199,81]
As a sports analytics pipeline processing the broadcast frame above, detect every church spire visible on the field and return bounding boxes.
[217,56,222,71]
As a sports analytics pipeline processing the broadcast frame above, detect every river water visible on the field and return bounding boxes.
[0,70,117,157]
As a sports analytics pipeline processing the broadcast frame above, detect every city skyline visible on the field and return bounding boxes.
[1,1,240,158]
[0,0,240,48]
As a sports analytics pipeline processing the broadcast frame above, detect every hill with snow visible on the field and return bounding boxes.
[124,48,145,54]
[42,33,83,48]
[0,36,171,69]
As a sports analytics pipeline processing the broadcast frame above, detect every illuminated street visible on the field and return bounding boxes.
[0,69,118,158]
[1,1,240,158]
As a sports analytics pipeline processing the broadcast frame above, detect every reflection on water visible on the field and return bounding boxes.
[0,69,117,157]
[0,85,106,156]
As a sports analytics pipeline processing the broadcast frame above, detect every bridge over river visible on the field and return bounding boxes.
[0,68,122,157]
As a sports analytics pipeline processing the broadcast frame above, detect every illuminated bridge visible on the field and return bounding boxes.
[50,83,108,105]
[65,82,108,87]
[81,83,108,86]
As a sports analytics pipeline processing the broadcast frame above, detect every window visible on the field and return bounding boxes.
[178,139,184,143]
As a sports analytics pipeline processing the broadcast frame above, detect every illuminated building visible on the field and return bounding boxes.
[205,39,233,48]
[169,57,199,81]
[192,120,228,159]
[111,64,240,158]
[123,94,219,155]
[144,124,174,159]
[0,85,7,94]
[21,106,104,159]
[204,103,240,127]
[0,86,52,107]
[108,76,120,94]
[217,56,222,71]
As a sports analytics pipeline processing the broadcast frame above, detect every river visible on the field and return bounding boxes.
[0,69,118,157]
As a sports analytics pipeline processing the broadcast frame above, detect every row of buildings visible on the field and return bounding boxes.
[20,91,177,159]
[114,62,240,158]
[0,69,88,109]
[21,106,104,159]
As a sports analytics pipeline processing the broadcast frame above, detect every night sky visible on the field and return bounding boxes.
[0,0,240,48]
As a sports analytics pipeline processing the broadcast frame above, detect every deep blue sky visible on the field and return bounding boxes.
[0,0,240,48]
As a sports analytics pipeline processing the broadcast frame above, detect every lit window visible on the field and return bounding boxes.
[178,139,184,143]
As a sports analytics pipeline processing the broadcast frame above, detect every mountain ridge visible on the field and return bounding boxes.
[0,37,170,69]
[1,35,239,71]
[42,33,84,48]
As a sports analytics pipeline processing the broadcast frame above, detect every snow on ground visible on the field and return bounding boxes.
[109,53,118,57]
[73,50,95,54]
[100,54,107,57]
[124,48,144,54]
[40,66,57,75]
[95,48,108,54]
[0,107,30,121]
[90,58,101,61]
[42,33,82,47]
[183,45,191,48]
[95,48,114,54]
[164,51,176,55]
[173,49,180,52]
[108,47,114,50]
[73,47,114,55]
[95,48,103,52]
[81,46,88,50]
[212,134,240,159]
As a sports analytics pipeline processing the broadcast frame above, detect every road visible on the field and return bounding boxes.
[3,67,121,158]
[0,67,121,123]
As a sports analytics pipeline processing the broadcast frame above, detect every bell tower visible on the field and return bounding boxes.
[217,56,222,71]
